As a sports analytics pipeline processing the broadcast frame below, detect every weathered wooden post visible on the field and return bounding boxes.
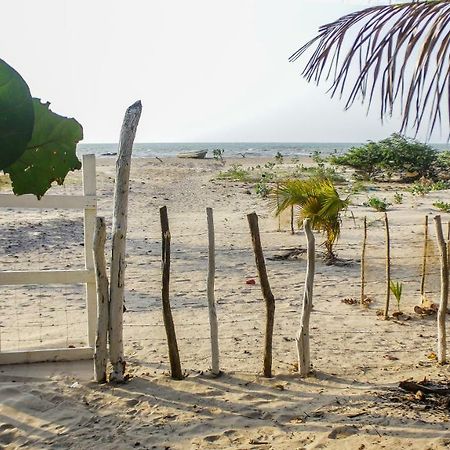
[206,207,220,376]
[247,212,276,378]
[384,212,391,319]
[160,206,183,380]
[434,215,448,365]
[93,217,109,383]
[420,215,429,301]
[297,218,315,377]
[290,205,295,235]
[109,100,142,382]
[360,216,367,305]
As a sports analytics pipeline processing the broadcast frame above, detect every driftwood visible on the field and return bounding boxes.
[247,212,275,378]
[434,215,448,365]
[360,216,367,305]
[109,100,142,382]
[296,218,315,377]
[160,206,183,380]
[93,217,109,383]
[384,212,391,319]
[206,207,220,376]
[399,380,450,395]
[290,206,295,234]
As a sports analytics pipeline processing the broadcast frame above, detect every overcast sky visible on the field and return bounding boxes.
[2,0,444,143]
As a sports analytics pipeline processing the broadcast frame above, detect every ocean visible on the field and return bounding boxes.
[77,142,449,159]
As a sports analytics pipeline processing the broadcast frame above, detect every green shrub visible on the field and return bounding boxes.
[217,164,252,181]
[433,201,450,213]
[393,192,403,204]
[364,196,390,212]
[408,181,431,196]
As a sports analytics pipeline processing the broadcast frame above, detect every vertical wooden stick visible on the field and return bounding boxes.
[434,215,448,365]
[290,205,295,235]
[109,100,142,382]
[160,206,183,380]
[206,207,220,376]
[296,218,315,377]
[93,217,109,383]
[360,216,367,305]
[384,213,391,319]
[276,183,281,232]
[247,212,276,378]
[420,215,429,301]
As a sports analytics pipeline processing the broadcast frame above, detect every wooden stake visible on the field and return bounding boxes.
[296,218,315,377]
[247,212,276,378]
[384,212,391,319]
[434,215,448,365]
[360,216,367,305]
[109,100,142,382]
[93,217,109,383]
[276,183,281,232]
[420,215,429,301]
[290,205,295,235]
[160,206,183,380]
[206,207,220,376]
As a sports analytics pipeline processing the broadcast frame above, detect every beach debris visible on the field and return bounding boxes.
[327,425,358,439]
[245,279,256,285]
[341,296,372,306]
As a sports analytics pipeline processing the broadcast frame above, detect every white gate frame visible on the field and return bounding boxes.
[0,154,97,364]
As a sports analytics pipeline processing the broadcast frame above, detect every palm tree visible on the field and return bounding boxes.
[290,1,450,138]
[274,178,350,262]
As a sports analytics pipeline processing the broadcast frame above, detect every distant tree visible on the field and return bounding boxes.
[291,1,450,138]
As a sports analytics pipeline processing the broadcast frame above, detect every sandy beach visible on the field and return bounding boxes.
[0,155,449,449]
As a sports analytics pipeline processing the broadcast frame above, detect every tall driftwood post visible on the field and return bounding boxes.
[360,216,367,305]
[160,206,183,380]
[276,183,281,232]
[247,212,275,378]
[290,205,295,235]
[420,215,429,301]
[434,215,448,365]
[93,217,109,383]
[297,218,315,377]
[109,100,142,382]
[384,212,391,319]
[206,207,220,376]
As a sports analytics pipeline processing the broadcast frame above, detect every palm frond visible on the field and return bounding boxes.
[290,0,450,138]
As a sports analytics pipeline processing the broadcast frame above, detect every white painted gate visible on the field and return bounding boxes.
[0,154,97,364]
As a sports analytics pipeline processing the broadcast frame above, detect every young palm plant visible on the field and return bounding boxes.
[274,177,350,263]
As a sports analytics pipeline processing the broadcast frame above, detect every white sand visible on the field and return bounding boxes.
[0,156,449,449]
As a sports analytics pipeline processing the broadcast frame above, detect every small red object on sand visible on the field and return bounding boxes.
[246,279,256,285]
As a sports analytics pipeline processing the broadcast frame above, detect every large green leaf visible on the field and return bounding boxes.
[4,99,83,198]
[0,59,34,170]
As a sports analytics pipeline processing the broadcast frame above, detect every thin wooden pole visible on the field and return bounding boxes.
[290,205,295,235]
[276,183,281,232]
[160,206,183,380]
[434,215,448,365]
[206,207,220,376]
[247,212,275,378]
[296,218,315,377]
[384,213,391,319]
[360,216,367,305]
[109,100,142,382]
[93,217,109,383]
[420,215,429,301]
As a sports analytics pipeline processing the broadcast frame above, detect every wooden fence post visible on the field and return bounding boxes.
[93,217,109,383]
[434,215,448,365]
[420,215,429,301]
[360,216,367,305]
[109,100,142,382]
[206,207,220,376]
[296,218,315,377]
[247,212,276,378]
[160,206,183,380]
[384,212,391,319]
[290,205,295,235]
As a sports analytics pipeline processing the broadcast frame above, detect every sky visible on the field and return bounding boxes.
[2,0,445,143]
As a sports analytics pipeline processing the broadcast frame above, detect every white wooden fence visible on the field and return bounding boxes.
[0,154,97,364]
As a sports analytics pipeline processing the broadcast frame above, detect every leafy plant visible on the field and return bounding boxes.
[217,164,252,181]
[212,148,224,162]
[393,192,403,204]
[274,177,350,262]
[274,151,284,164]
[364,197,390,212]
[0,58,83,198]
[433,201,450,213]
[408,181,431,196]
[389,281,403,312]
